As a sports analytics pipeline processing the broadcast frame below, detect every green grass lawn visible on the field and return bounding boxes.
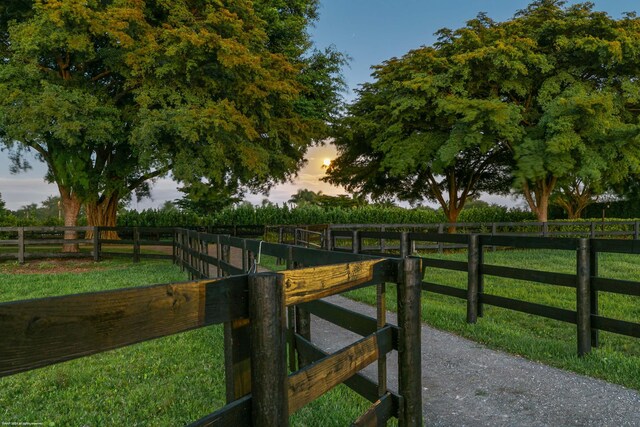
[344,248,640,391]
[0,259,374,426]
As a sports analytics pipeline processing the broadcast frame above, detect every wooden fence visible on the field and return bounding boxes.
[0,228,423,426]
[321,230,640,357]
[0,225,264,264]
[266,220,640,254]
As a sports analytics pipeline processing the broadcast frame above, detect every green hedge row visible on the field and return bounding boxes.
[115,205,536,227]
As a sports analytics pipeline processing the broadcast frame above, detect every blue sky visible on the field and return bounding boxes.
[1,0,638,210]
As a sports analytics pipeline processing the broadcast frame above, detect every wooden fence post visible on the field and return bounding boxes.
[467,234,480,324]
[437,224,444,254]
[377,282,387,396]
[18,227,24,264]
[93,226,100,262]
[577,238,592,357]
[398,257,423,427]
[133,227,140,263]
[352,230,361,254]
[242,240,248,272]
[216,235,222,277]
[400,232,409,258]
[172,229,176,265]
[224,318,252,403]
[635,221,639,240]
[325,225,333,251]
[491,223,497,252]
[589,241,599,347]
[249,273,288,426]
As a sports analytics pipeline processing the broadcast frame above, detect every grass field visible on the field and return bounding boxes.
[0,259,374,426]
[341,249,640,391]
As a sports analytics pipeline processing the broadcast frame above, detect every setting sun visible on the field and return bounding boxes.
[322,158,332,167]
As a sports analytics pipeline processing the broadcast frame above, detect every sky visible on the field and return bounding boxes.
[1,0,638,210]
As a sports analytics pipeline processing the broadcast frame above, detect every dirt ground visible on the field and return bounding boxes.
[0,258,107,274]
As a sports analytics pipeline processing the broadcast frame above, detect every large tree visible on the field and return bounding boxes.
[0,0,345,245]
[324,18,518,224]
[326,1,640,222]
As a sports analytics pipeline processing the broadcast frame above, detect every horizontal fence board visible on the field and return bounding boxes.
[482,265,576,288]
[99,251,132,258]
[282,260,395,306]
[409,232,469,244]
[24,252,92,260]
[359,231,401,240]
[592,239,640,254]
[592,277,640,296]
[23,239,92,245]
[592,316,640,338]
[352,393,394,427]
[139,253,173,260]
[219,260,244,276]
[480,235,579,250]
[187,395,251,427]
[422,282,467,299]
[0,276,248,377]
[291,245,385,267]
[480,294,576,323]
[421,258,468,272]
[138,240,173,246]
[294,334,399,409]
[288,326,393,415]
[301,300,399,349]
[244,240,289,259]
[101,239,134,245]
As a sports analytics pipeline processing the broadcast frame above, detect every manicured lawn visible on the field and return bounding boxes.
[0,259,374,426]
[345,249,640,391]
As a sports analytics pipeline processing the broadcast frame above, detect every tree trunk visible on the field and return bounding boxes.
[522,177,557,222]
[85,193,120,240]
[59,186,81,253]
[446,206,460,233]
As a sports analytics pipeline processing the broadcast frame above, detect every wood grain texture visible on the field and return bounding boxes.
[352,393,393,427]
[287,332,380,415]
[0,276,248,377]
[281,259,389,306]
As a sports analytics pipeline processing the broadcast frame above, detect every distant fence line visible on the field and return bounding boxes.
[0,225,638,358]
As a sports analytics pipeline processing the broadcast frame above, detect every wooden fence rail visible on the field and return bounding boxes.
[1,228,423,426]
[174,228,422,426]
[320,229,640,357]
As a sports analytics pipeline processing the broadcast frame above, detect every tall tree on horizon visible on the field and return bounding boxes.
[0,0,346,247]
[326,0,640,222]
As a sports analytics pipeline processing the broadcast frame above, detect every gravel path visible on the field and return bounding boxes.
[224,246,640,426]
[312,295,640,427]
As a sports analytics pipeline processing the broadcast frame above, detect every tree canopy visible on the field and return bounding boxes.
[325,0,640,222]
[0,0,346,235]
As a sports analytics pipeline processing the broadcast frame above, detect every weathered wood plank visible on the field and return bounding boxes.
[352,393,394,427]
[480,294,576,323]
[294,334,400,412]
[301,300,399,349]
[224,318,252,402]
[592,316,640,338]
[188,395,251,427]
[287,327,393,415]
[422,282,467,299]
[482,264,576,288]
[282,259,393,306]
[0,276,248,377]
[592,277,640,297]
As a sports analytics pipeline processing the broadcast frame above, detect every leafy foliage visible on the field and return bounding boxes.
[326,1,640,222]
[0,0,346,228]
